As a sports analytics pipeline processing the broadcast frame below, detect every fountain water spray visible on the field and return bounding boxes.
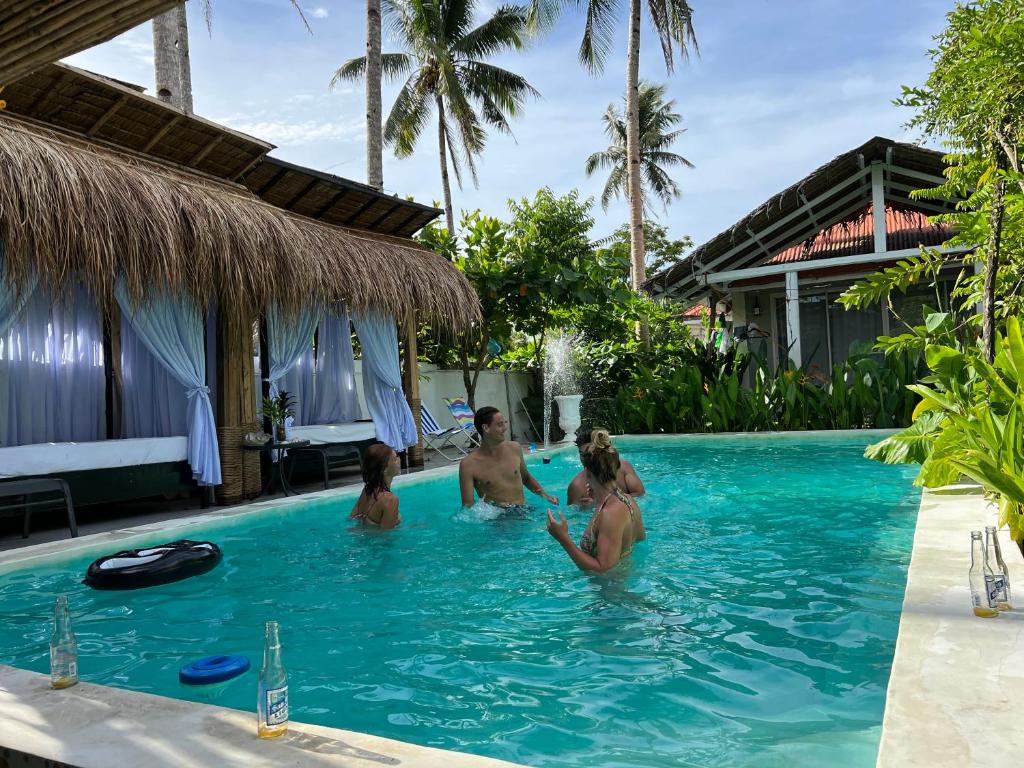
[542,331,581,449]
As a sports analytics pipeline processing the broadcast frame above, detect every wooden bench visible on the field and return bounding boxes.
[0,478,78,539]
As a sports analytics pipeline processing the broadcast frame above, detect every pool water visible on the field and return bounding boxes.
[0,434,921,768]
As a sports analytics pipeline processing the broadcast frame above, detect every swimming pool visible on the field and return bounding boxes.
[0,433,920,768]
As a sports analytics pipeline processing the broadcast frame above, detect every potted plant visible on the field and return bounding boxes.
[261,391,296,443]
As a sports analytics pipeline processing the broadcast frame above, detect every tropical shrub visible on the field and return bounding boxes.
[595,345,921,436]
[864,316,1024,553]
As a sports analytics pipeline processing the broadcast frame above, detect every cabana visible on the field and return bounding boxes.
[0,64,479,510]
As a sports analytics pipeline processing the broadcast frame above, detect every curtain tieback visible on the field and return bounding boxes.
[187,385,211,400]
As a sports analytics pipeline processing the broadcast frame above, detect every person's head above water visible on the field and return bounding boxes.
[474,406,507,444]
[580,429,620,486]
[575,426,608,461]
[362,442,399,496]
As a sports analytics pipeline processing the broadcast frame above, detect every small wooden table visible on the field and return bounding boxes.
[242,440,310,497]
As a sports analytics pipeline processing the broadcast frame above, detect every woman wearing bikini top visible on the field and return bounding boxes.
[349,443,402,530]
[546,430,645,572]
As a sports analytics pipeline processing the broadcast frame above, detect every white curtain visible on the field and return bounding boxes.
[280,345,315,425]
[1,285,105,447]
[116,282,220,486]
[120,314,188,438]
[312,307,361,424]
[267,306,320,423]
[351,310,416,451]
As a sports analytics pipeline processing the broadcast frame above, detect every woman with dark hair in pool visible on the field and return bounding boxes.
[547,430,646,572]
[566,427,645,506]
[349,443,401,529]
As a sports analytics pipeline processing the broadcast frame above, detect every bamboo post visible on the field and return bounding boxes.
[216,302,259,504]
[401,311,424,467]
[103,302,123,439]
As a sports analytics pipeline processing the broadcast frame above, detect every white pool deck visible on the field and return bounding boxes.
[876,486,1023,768]
[0,435,1020,767]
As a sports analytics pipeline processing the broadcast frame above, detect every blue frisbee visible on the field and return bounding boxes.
[179,655,251,686]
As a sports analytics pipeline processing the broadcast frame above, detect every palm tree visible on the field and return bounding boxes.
[366,0,385,191]
[152,2,307,113]
[586,81,693,215]
[333,0,539,234]
[530,0,696,289]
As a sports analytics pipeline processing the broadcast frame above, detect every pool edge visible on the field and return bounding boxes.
[875,486,1024,768]
[0,664,527,768]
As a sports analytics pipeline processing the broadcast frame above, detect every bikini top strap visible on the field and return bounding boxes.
[614,488,637,521]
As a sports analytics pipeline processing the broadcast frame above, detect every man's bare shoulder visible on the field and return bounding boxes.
[503,441,525,458]
[621,459,637,473]
[567,471,587,490]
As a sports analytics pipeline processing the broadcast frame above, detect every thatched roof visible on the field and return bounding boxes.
[0,1,181,86]
[244,157,442,239]
[3,63,272,182]
[646,137,963,302]
[0,115,481,330]
[3,63,443,238]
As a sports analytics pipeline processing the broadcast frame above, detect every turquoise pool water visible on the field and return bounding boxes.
[0,434,921,767]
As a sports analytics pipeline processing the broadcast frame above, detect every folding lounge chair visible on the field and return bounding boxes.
[444,398,482,450]
[420,402,469,462]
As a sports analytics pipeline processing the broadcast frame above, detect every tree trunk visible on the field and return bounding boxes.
[436,94,456,234]
[459,333,489,411]
[983,157,1006,364]
[624,0,645,291]
[152,4,193,113]
[366,0,383,191]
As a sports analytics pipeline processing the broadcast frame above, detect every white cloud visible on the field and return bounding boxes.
[217,117,363,145]
[307,7,329,19]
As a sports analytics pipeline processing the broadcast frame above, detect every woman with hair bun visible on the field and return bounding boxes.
[349,442,401,529]
[546,430,645,572]
[567,427,645,506]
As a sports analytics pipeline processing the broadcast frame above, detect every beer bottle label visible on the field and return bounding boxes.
[265,686,288,726]
[985,575,1002,604]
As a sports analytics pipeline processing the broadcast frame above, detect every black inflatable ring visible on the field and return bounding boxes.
[84,540,222,590]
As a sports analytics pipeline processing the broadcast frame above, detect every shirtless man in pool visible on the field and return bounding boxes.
[459,406,560,508]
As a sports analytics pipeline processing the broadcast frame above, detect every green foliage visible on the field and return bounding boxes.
[600,221,693,276]
[865,317,1024,549]
[838,249,950,311]
[597,345,922,436]
[416,189,630,401]
[261,391,296,424]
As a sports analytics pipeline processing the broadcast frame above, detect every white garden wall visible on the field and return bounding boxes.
[351,361,538,444]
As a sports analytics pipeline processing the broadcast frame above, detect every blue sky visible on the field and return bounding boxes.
[65,0,954,248]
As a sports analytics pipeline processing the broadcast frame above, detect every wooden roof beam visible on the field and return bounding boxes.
[674,191,874,301]
[284,177,320,209]
[21,69,69,117]
[661,165,874,294]
[86,93,128,136]
[366,201,403,230]
[884,190,958,216]
[255,166,289,196]
[704,244,971,285]
[232,153,266,182]
[142,115,181,152]
[189,134,224,166]
[344,196,380,224]
[313,188,348,218]
[392,208,426,236]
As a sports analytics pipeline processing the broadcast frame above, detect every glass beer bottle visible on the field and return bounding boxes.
[969,531,999,618]
[258,621,288,737]
[985,525,1012,611]
[50,595,79,689]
